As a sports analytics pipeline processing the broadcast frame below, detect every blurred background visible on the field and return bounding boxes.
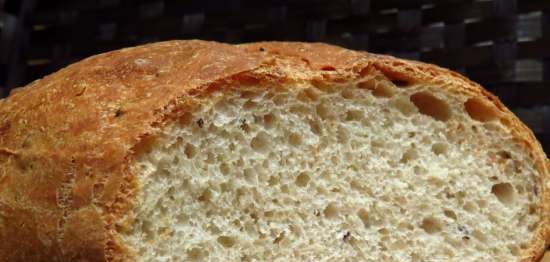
[0,0,549,154]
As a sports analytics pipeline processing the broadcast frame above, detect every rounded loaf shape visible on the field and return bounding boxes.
[0,40,548,261]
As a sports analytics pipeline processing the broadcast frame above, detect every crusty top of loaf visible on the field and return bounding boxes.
[0,40,547,261]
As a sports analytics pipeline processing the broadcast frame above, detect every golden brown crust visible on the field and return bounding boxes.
[0,40,547,261]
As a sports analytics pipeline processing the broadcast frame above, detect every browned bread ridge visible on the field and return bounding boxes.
[0,40,548,261]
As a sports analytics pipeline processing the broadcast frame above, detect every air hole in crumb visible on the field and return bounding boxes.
[316,103,332,119]
[350,180,362,191]
[240,90,258,99]
[371,138,384,148]
[497,150,512,160]
[341,88,355,99]
[488,213,498,224]
[324,203,339,219]
[158,169,171,180]
[391,239,406,250]
[443,248,454,257]
[268,176,279,186]
[166,186,175,199]
[391,79,410,87]
[290,105,309,115]
[141,220,153,240]
[243,100,257,110]
[176,213,189,224]
[372,84,395,98]
[187,247,207,261]
[178,112,193,125]
[477,200,488,208]
[411,253,421,260]
[295,172,310,187]
[297,90,310,102]
[281,185,289,193]
[357,208,370,227]
[244,168,256,183]
[345,110,363,121]
[443,210,457,220]
[298,88,320,102]
[413,166,427,175]
[305,88,321,101]
[263,113,276,129]
[347,139,357,150]
[398,222,414,231]
[207,224,221,235]
[272,93,288,105]
[509,245,520,256]
[472,230,487,243]
[395,196,407,205]
[431,143,448,155]
[205,152,215,164]
[420,217,442,234]
[184,143,197,158]
[400,148,418,163]
[491,183,515,205]
[198,189,211,202]
[219,163,230,175]
[288,133,302,147]
[220,182,231,192]
[464,98,499,122]
[516,185,525,194]
[463,202,477,213]
[410,92,451,121]
[250,132,270,152]
[309,120,323,135]
[337,127,350,144]
[217,236,236,248]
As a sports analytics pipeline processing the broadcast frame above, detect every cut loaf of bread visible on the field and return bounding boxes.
[0,40,548,262]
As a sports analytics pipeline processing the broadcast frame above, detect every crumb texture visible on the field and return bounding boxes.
[125,79,541,261]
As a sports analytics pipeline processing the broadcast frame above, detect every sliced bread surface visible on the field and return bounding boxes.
[0,40,548,261]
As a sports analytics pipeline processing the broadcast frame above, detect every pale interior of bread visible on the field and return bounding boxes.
[123,76,541,261]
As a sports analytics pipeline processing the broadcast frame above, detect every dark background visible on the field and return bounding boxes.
[0,0,549,154]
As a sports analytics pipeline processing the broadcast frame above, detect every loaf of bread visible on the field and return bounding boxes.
[0,40,548,261]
